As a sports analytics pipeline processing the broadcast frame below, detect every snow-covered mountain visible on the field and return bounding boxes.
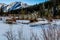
[0,2,29,12]
[0,3,7,9]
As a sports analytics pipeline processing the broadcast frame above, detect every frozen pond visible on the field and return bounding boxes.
[0,20,60,40]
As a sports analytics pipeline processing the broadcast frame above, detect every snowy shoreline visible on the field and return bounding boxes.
[0,17,60,25]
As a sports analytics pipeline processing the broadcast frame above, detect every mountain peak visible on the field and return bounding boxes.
[0,2,29,12]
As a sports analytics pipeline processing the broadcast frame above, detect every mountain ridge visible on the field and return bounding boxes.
[0,2,29,12]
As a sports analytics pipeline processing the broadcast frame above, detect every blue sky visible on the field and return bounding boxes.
[0,0,48,5]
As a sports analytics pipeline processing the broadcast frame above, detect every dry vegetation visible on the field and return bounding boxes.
[3,24,60,40]
[41,24,60,40]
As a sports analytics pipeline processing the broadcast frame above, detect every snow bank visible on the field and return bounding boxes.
[51,19,60,25]
[30,20,49,26]
[16,20,30,24]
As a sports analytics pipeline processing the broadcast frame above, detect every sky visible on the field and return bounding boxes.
[0,0,48,5]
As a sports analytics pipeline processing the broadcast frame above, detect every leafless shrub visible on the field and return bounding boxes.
[41,24,60,40]
[4,30,16,40]
[30,29,39,40]
[4,27,24,40]
[17,27,25,40]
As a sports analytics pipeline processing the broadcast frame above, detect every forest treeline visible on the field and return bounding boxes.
[0,0,60,19]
